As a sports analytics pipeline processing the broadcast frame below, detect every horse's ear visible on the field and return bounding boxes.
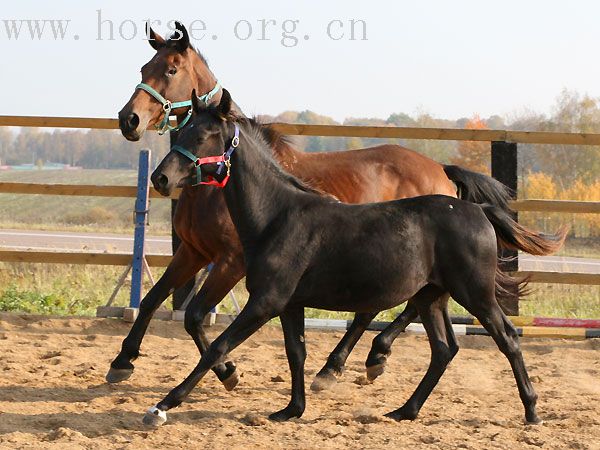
[218,89,233,118]
[173,21,190,53]
[191,89,202,114]
[146,22,165,50]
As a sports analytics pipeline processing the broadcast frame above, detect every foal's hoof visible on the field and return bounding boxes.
[268,406,303,422]
[384,407,418,421]
[105,367,133,384]
[525,415,543,425]
[222,369,240,391]
[142,406,167,427]
[310,372,337,392]
[366,363,386,381]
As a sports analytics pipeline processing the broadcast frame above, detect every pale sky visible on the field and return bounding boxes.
[2,0,600,122]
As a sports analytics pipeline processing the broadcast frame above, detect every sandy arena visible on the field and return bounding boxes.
[0,313,599,449]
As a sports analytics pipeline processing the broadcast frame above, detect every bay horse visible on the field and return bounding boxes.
[142,90,565,426]
[110,21,516,391]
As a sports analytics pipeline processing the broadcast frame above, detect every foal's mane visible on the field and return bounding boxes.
[198,106,327,199]
[234,115,327,198]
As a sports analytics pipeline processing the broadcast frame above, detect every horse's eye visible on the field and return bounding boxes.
[166,67,177,77]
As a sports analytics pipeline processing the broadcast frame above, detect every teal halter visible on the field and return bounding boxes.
[135,81,221,135]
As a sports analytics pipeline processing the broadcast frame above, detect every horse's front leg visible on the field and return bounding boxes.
[311,312,376,391]
[183,254,245,391]
[270,306,306,421]
[143,294,283,426]
[106,244,207,383]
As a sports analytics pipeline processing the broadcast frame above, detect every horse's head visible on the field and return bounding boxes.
[151,88,237,196]
[118,21,219,141]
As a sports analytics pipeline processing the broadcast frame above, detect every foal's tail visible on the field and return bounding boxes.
[481,204,568,256]
[494,267,530,303]
[444,165,513,212]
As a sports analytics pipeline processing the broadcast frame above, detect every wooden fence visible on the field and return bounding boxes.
[0,115,599,314]
[4,114,600,145]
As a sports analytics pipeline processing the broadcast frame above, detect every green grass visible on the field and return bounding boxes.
[0,261,598,320]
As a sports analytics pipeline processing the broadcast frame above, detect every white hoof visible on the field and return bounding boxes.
[142,406,167,427]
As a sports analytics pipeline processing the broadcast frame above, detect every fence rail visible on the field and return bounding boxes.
[0,182,597,213]
[3,115,600,145]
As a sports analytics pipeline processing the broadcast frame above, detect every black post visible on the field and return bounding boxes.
[170,130,198,310]
[491,141,519,316]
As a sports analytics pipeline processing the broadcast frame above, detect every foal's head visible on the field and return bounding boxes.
[151,89,237,196]
[118,22,217,141]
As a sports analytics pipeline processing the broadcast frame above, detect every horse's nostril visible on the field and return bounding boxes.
[126,113,140,130]
[152,173,169,190]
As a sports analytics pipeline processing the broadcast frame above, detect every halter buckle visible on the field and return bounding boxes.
[231,136,240,148]
[163,101,172,112]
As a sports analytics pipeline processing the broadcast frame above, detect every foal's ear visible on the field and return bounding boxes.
[217,89,233,118]
[191,89,202,114]
[146,22,166,50]
[173,21,190,53]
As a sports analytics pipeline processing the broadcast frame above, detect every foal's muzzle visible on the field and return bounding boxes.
[150,171,171,196]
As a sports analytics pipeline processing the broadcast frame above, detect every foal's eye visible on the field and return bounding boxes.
[166,67,177,77]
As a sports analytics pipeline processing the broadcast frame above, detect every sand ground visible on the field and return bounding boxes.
[0,313,599,449]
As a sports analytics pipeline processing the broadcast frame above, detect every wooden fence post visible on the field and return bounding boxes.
[491,141,519,315]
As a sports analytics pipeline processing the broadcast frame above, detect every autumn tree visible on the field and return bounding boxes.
[450,115,490,174]
[532,89,600,187]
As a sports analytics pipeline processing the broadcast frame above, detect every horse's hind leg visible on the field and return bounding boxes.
[365,301,419,381]
[386,288,456,421]
[453,289,541,424]
[311,312,376,391]
[107,244,206,383]
[184,255,245,391]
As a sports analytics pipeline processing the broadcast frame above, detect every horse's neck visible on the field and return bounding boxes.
[271,140,305,172]
[224,133,303,241]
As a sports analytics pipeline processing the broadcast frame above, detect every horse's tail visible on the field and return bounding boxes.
[444,165,513,211]
[481,204,568,256]
[494,266,530,302]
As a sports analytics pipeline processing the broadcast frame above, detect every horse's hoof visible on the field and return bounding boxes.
[310,372,337,392]
[366,363,386,381]
[222,369,240,391]
[105,367,133,384]
[268,406,302,422]
[384,407,418,421]
[142,406,167,427]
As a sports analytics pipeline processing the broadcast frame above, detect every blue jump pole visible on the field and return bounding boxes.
[129,149,151,308]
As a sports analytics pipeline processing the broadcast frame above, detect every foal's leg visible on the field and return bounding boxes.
[143,294,282,426]
[270,306,307,421]
[365,301,419,381]
[386,291,457,421]
[106,244,206,383]
[453,289,541,424]
[311,312,376,391]
[183,255,245,390]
